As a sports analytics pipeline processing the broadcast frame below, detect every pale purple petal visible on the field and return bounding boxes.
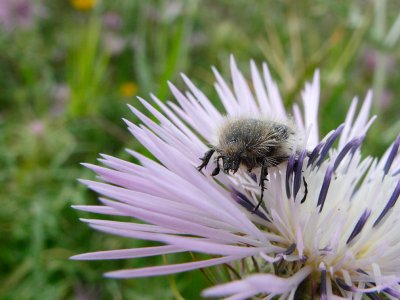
[262,63,286,119]
[97,153,147,175]
[224,291,257,300]
[70,245,185,260]
[292,103,305,133]
[300,70,320,146]
[339,96,359,149]
[81,218,181,234]
[180,73,223,123]
[90,198,252,244]
[105,256,240,278]
[212,67,240,116]
[341,91,373,147]
[72,205,129,216]
[126,101,201,160]
[202,266,312,297]
[250,60,272,114]
[122,154,267,241]
[168,81,216,138]
[159,235,269,256]
[230,56,258,114]
[150,94,205,147]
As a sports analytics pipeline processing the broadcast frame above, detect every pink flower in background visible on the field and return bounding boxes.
[29,120,45,136]
[102,33,126,56]
[72,57,400,299]
[362,49,396,73]
[51,84,70,116]
[102,11,123,31]
[0,0,45,32]
[102,11,126,56]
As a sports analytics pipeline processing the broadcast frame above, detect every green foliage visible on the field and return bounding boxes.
[67,14,109,117]
[1,0,400,298]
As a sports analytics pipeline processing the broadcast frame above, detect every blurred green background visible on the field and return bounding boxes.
[1,0,400,299]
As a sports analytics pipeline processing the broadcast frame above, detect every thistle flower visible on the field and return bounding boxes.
[72,57,400,299]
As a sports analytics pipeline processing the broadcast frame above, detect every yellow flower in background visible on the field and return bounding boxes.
[119,82,138,97]
[70,0,96,11]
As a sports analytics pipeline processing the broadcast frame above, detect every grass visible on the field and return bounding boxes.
[1,0,400,298]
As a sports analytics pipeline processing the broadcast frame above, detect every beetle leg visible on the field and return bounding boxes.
[253,163,269,212]
[211,156,223,176]
[197,148,215,171]
[300,176,308,203]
